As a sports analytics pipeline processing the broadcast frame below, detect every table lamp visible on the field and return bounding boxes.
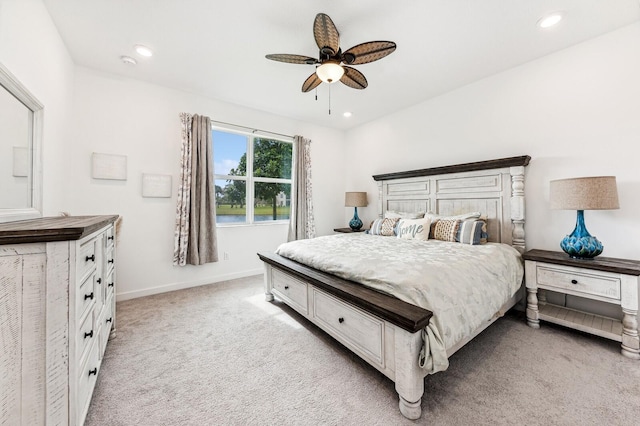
[345,192,368,231]
[549,176,619,259]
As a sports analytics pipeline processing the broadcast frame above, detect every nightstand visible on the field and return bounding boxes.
[523,249,640,359]
[333,227,367,233]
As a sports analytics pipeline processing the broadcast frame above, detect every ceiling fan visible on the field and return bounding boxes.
[266,13,396,93]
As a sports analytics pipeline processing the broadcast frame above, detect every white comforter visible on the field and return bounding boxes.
[275,233,523,373]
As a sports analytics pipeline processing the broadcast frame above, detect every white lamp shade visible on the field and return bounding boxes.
[549,176,619,210]
[316,62,344,83]
[345,192,367,207]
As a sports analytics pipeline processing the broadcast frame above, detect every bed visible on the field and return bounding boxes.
[257,155,530,420]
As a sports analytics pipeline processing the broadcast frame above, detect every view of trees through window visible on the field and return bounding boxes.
[213,129,292,224]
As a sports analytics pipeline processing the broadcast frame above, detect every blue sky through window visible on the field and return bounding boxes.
[213,130,246,175]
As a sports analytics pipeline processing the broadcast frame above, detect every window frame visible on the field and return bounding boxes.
[212,125,293,227]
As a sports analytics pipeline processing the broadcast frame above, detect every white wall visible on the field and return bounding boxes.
[69,68,345,300]
[0,0,76,214]
[346,22,640,261]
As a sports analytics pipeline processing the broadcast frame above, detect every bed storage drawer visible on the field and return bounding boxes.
[536,264,621,302]
[272,269,308,315]
[312,288,384,365]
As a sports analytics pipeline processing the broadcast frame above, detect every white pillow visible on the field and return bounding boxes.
[425,211,481,221]
[385,210,426,219]
[396,218,431,241]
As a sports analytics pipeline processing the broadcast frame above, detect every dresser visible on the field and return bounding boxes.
[0,215,118,425]
[523,249,640,359]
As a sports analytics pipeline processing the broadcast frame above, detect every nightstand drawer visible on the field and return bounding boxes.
[536,264,621,301]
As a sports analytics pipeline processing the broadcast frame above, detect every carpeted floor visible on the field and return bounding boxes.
[85,275,640,426]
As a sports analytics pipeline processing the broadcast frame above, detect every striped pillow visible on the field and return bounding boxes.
[367,218,399,236]
[456,219,487,245]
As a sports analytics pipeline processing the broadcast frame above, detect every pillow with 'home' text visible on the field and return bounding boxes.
[396,218,431,241]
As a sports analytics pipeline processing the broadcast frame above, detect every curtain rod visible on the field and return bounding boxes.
[210,119,294,139]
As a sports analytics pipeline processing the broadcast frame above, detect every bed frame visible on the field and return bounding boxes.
[258,155,530,420]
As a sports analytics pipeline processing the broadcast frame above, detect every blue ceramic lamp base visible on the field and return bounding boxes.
[560,210,603,259]
[349,207,363,231]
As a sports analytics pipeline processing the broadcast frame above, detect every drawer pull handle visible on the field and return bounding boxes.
[88,368,97,377]
[108,282,114,288]
[284,285,289,290]
[84,292,94,300]
[571,279,578,285]
[106,317,113,324]
[108,259,114,264]
[86,254,95,262]
[338,317,344,324]
[84,330,93,339]
[107,236,114,241]
[97,278,102,284]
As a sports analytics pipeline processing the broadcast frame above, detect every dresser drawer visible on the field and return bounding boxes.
[536,264,621,302]
[105,246,115,276]
[105,225,115,250]
[99,295,114,359]
[76,271,97,320]
[77,340,100,426]
[272,269,308,315]
[77,308,96,365]
[312,289,384,364]
[78,236,99,282]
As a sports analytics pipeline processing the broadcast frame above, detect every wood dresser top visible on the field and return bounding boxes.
[0,215,119,245]
[523,249,640,276]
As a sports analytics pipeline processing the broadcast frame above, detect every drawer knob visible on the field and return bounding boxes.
[88,368,97,377]
[107,236,114,241]
[108,282,114,288]
[97,278,102,284]
[284,285,289,290]
[338,317,344,324]
[571,279,578,285]
[108,259,114,264]
[85,254,95,262]
[84,330,93,339]
[84,292,94,300]
[106,317,113,324]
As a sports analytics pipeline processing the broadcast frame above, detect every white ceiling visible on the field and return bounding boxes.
[43,0,640,130]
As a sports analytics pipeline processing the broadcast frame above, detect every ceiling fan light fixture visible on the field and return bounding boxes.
[316,62,344,83]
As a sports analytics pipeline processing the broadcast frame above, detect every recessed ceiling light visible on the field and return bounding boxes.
[134,45,153,57]
[343,112,352,118]
[537,13,563,29]
[121,56,137,66]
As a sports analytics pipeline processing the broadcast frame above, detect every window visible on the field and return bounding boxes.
[213,128,292,225]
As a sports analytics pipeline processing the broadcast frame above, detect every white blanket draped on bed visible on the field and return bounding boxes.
[275,233,524,374]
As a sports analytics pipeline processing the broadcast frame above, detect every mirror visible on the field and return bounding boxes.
[0,62,43,222]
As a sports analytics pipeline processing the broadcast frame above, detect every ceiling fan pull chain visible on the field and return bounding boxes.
[328,84,331,115]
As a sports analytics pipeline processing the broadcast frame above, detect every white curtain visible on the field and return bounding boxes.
[173,113,219,265]
[288,135,315,241]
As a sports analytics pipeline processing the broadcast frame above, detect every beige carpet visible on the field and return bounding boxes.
[85,275,640,426]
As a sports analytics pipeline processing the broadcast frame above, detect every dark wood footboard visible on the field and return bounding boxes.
[258,252,432,333]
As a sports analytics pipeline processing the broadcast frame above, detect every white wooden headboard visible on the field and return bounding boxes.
[373,156,530,253]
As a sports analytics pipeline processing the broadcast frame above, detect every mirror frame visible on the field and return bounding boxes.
[0,62,43,223]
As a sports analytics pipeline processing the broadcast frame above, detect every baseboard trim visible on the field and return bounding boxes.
[116,268,264,301]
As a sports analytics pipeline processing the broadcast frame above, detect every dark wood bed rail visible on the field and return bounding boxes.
[258,252,433,333]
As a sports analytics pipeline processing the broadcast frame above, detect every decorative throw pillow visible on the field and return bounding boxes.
[432,219,461,242]
[385,210,426,219]
[456,219,486,245]
[427,211,482,239]
[396,218,431,241]
[367,217,399,236]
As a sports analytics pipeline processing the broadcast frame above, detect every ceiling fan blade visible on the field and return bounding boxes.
[302,72,322,93]
[265,54,318,65]
[340,66,368,90]
[342,41,397,65]
[313,13,340,56]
